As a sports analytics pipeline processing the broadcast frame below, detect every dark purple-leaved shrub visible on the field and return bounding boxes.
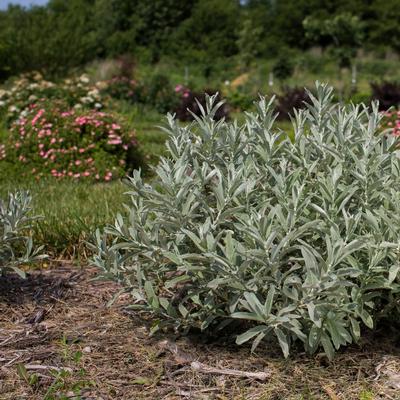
[174,86,230,121]
[371,81,400,111]
[276,86,310,120]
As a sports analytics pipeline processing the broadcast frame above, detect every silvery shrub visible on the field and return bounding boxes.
[93,83,400,358]
[0,191,46,277]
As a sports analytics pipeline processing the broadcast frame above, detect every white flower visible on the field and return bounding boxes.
[95,103,102,109]
[43,81,54,88]
[79,75,90,84]
[33,72,43,81]
[88,89,99,97]
[80,96,94,104]
[74,104,83,109]
[28,95,38,101]
[96,81,108,90]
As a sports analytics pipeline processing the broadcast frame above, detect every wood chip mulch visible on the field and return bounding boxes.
[1,263,399,400]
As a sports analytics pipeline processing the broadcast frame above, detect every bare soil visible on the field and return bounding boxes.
[0,263,399,400]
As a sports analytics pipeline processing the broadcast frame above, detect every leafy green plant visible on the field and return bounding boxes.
[143,73,180,114]
[225,88,254,111]
[272,54,295,81]
[349,92,371,106]
[0,191,45,277]
[100,76,138,103]
[93,83,400,359]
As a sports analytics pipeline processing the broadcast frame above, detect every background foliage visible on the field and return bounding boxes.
[1,0,400,80]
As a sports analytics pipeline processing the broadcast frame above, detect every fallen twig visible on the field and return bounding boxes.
[321,384,339,400]
[25,364,73,373]
[176,387,221,397]
[4,354,22,367]
[159,339,270,381]
[190,361,270,381]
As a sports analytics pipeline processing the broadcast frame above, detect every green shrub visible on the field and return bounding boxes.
[272,55,295,81]
[143,73,180,114]
[2,100,139,181]
[349,92,371,106]
[93,83,400,359]
[100,76,138,103]
[0,191,45,277]
[225,90,254,111]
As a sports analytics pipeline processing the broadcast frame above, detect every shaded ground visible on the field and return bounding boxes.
[0,264,399,400]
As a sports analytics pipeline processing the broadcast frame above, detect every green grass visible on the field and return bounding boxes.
[0,179,127,257]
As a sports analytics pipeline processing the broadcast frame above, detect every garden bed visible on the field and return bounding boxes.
[0,263,399,399]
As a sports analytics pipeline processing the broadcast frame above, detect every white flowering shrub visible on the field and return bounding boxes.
[0,191,46,277]
[93,83,400,358]
[0,72,103,126]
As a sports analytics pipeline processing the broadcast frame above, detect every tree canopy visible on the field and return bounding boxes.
[0,0,399,79]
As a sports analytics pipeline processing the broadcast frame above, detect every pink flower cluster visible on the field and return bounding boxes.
[5,100,137,181]
[175,84,190,98]
[382,110,400,136]
[0,144,5,160]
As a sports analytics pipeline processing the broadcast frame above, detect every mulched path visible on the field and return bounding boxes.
[0,263,399,399]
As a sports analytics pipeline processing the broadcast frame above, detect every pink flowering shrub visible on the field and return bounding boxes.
[2,100,138,181]
[380,109,400,136]
[101,76,138,102]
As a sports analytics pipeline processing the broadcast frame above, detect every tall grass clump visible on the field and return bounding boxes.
[93,83,400,359]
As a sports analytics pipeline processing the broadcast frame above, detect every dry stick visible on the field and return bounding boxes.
[321,385,339,400]
[0,334,17,346]
[190,361,270,381]
[4,354,22,367]
[159,340,270,381]
[25,364,73,373]
[176,388,220,397]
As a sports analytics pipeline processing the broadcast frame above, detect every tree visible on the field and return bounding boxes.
[172,0,240,62]
[367,0,400,53]
[93,0,138,57]
[236,16,263,68]
[303,12,364,68]
[130,0,198,62]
